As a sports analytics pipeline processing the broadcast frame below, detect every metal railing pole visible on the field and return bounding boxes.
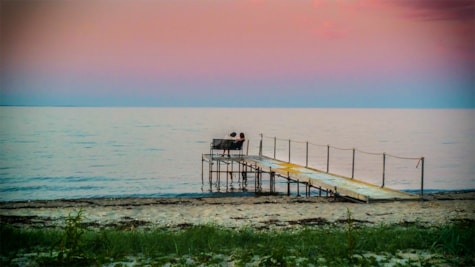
[382,153,386,187]
[259,134,263,158]
[305,142,309,168]
[351,148,355,179]
[273,137,276,159]
[421,157,425,200]
[326,145,330,173]
[288,139,291,163]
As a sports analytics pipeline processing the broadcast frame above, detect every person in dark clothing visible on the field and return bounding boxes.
[234,132,246,150]
[222,132,237,157]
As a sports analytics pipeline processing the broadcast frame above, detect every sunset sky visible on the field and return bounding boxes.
[1,0,474,107]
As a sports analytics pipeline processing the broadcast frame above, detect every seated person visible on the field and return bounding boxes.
[232,132,246,150]
[221,132,237,156]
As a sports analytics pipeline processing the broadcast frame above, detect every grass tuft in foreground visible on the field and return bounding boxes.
[1,210,474,266]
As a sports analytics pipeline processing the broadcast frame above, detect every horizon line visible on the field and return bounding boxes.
[1,104,473,109]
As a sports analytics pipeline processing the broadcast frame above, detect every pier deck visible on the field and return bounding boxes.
[203,154,419,203]
[245,155,419,203]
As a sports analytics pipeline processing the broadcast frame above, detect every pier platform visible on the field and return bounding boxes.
[202,154,420,203]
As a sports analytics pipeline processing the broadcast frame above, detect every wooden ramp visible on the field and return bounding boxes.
[242,155,419,203]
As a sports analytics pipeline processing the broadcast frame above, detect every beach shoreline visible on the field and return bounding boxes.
[1,191,474,230]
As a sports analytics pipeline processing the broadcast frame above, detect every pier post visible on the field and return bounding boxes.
[287,173,290,196]
[242,163,248,184]
[254,165,257,190]
[296,179,300,196]
[270,170,275,193]
[208,159,213,190]
[255,166,262,192]
[270,172,273,193]
[231,160,234,185]
[237,160,241,185]
[217,160,221,189]
[226,163,229,189]
[260,168,263,191]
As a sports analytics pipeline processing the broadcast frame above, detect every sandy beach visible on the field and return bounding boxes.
[1,191,474,230]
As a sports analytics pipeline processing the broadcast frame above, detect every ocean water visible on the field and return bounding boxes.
[0,107,473,201]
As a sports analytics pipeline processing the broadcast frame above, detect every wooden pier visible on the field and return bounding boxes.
[202,154,420,203]
[202,135,424,203]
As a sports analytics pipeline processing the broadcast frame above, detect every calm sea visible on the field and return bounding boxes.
[0,107,473,201]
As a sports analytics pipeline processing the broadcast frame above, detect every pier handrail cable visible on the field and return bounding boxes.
[308,142,328,148]
[262,134,422,159]
[356,149,383,156]
[386,153,422,161]
[259,134,425,199]
[331,145,354,151]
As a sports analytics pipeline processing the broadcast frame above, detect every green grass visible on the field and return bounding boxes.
[1,221,474,266]
[1,208,474,266]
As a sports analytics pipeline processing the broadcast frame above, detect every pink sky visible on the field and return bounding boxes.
[1,0,474,107]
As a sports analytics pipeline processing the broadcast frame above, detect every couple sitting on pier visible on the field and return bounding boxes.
[221,132,245,157]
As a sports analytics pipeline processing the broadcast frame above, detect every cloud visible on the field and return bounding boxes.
[391,0,474,65]
[395,0,475,21]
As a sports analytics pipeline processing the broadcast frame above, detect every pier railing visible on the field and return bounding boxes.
[258,134,425,198]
